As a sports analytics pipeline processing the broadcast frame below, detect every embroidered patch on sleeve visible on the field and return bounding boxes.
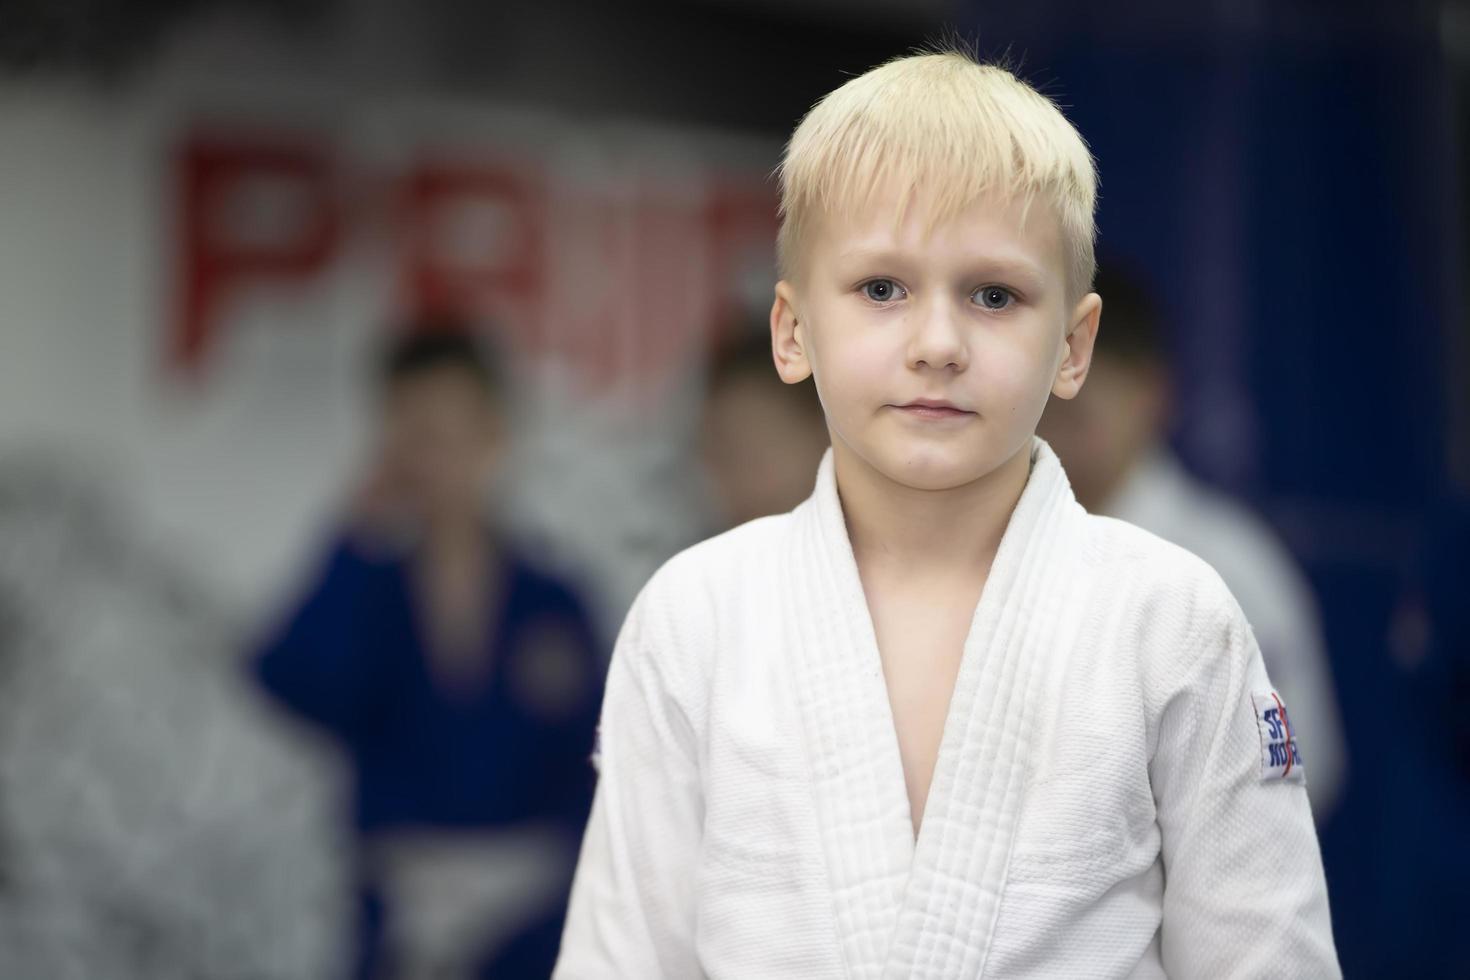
[1251,690,1305,782]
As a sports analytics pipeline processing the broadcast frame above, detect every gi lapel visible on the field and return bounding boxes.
[782,449,916,979]
[882,438,1087,979]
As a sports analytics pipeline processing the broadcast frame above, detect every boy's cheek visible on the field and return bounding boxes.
[979,343,1057,395]
[829,362,897,412]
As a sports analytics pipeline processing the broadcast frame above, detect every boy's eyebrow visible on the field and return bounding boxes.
[835,246,911,265]
[834,247,1050,289]
[963,256,1049,289]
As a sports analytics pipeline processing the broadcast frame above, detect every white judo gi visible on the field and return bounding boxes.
[1102,448,1347,818]
[556,439,1339,979]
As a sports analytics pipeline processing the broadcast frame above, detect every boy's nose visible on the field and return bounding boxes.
[906,299,969,372]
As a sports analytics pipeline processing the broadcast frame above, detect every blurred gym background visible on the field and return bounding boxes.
[0,0,1464,976]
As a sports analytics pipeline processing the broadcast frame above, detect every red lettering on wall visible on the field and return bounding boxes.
[704,177,780,347]
[170,130,777,393]
[396,160,545,352]
[173,135,339,373]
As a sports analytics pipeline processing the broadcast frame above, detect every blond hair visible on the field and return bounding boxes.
[776,50,1098,299]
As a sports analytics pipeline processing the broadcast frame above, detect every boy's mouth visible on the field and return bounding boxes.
[891,398,975,420]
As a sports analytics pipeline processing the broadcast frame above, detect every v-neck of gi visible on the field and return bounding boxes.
[783,438,1076,979]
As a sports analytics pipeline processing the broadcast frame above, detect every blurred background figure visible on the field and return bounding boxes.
[252,327,603,978]
[700,327,829,531]
[1040,264,1348,820]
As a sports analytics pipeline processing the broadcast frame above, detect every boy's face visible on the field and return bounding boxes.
[772,189,1099,494]
[381,367,501,520]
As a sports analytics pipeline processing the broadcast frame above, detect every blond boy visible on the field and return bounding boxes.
[555,50,1338,978]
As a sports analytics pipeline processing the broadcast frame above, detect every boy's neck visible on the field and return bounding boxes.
[834,440,1033,577]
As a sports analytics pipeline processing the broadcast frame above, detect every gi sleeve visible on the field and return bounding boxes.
[1247,564,1347,820]
[554,585,704,979]
[1152,580,1342,979]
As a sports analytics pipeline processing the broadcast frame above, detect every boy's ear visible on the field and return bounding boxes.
[1052,291,1103,400]
[770,281,812,384]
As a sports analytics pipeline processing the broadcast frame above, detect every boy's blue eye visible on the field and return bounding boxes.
[861,279,904,303]
[974,285,1014,310]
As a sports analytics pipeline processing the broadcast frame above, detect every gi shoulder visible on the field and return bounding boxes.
[1080,512,1256,694]
[619,514,794,688]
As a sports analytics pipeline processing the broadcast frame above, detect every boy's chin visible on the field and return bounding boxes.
[891,463,989,492]
[864,442,999,493]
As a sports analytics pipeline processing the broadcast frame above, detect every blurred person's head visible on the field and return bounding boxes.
[375,324,505,526]
[768,49,1102,494]
[1036,263,1171,512]
[701,330,829,528]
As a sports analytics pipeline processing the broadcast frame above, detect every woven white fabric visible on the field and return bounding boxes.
[556,439,1339,979]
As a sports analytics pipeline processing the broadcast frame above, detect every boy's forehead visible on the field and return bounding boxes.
[809,186,1065,277]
